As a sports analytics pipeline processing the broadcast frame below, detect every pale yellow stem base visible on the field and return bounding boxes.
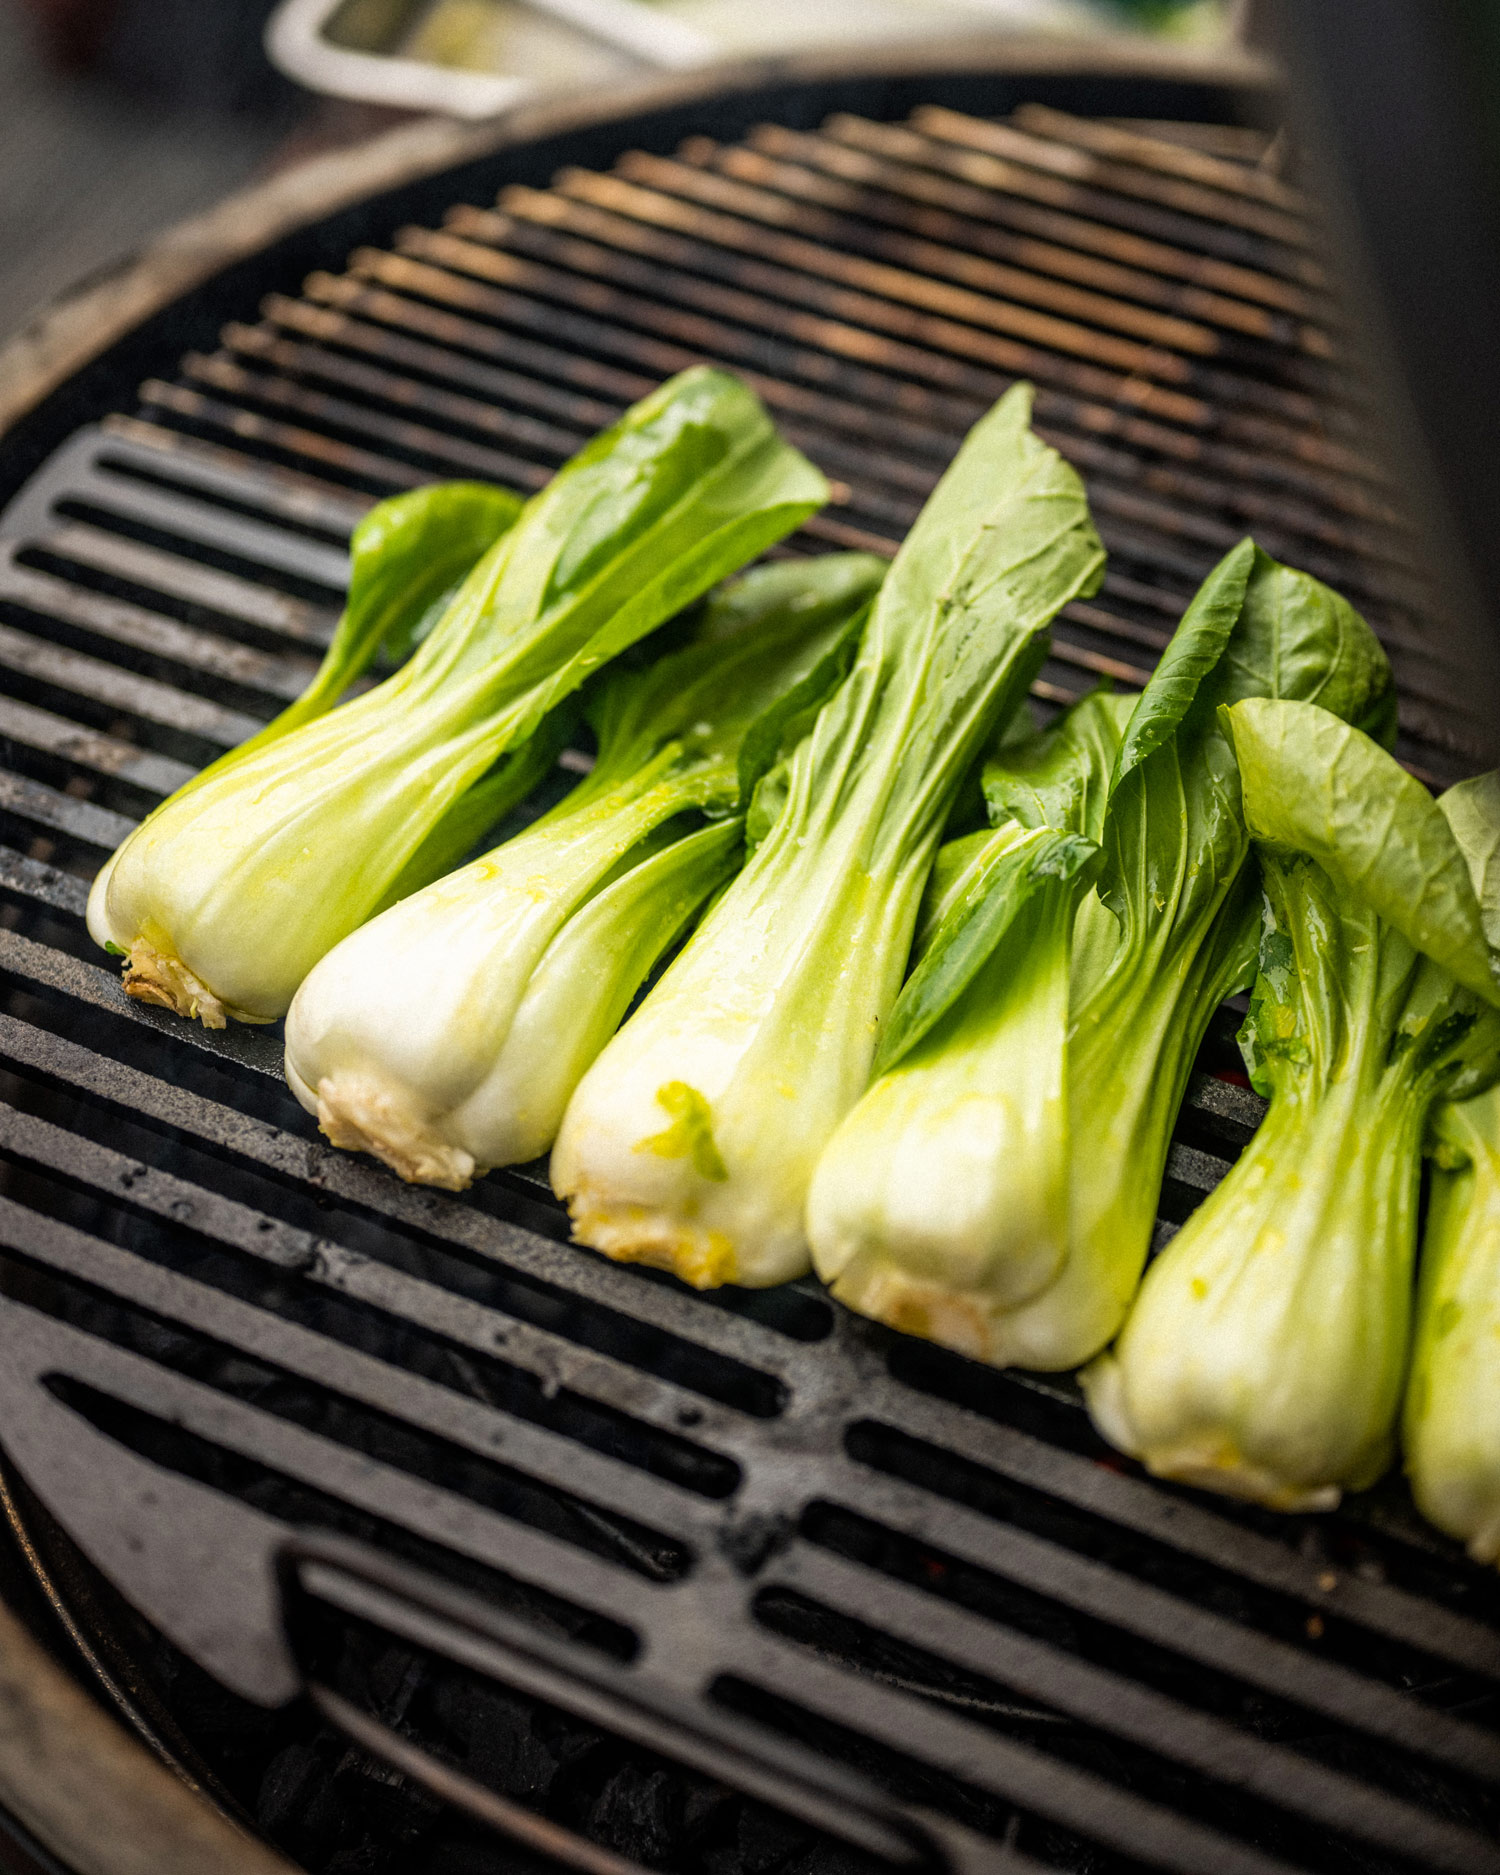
[312,1072,476,1191]
[564,1193,739,1289]
[122,941,228,1030]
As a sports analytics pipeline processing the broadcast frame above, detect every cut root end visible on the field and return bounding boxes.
[564,1193,739,1289]
[315,1074,476,1191]
[832,1260,1002,1364]
[122,942,228,1029]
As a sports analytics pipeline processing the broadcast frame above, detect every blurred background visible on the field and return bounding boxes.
[0,0,1238,351]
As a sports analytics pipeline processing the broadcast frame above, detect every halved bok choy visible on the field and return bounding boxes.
[283,554,884,1188]
[552,383,1107,1289]
[815,541,1396,1368]
[1083,705,1500,1510]
[87,368,827,1026]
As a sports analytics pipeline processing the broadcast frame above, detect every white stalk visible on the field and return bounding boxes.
[286,757,702,1187]
[810,872,1073,1347]
[551,771,930,1286]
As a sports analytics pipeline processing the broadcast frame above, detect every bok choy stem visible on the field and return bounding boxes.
[283,555,885,1187]
[552,383,1106,1289]
[1405,1081,1500,1564]
[807,689,1130,1343]
[1404,771,1500,1563]
[1083,702,1500,1509]
[87,368,827,1025]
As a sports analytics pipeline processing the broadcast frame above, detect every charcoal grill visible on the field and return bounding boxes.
[0,39,1497,1875]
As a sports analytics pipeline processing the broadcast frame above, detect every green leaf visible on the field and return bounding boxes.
[1224,698,1500,1004]
[1110,538,1255,789]
[1441,770,1500,953]
[874,823,1100,1077]
[986,688,1136,837]
[172,482,524,803]
[1209,548,1398,745]
[1097,543,1395,942]
[350,482,525,667]
[734,574,881,807]
[581,552,885,813]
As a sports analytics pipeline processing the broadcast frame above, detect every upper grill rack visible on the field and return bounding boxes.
[0,96,1497,1875]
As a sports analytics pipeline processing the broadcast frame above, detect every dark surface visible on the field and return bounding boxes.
[1264,0,1500,757]
[0,61,1246,509]
[0,0,304,350]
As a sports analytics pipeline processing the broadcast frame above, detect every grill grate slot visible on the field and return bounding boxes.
[1,95,1499,1875]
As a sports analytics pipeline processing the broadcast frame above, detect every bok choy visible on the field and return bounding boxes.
[975,542,1393,1371]
[807,688,1132,1348]
[816,542,1395,1368]
[1404,772,1500,1562]
[1405,1081,1500,1562]
[87,368,827,1026]
[283,554,884,1188]
[552,383,1106,1289]
[1083,704,1500,1510]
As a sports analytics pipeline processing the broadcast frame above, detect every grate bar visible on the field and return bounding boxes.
[32,519,339,648]
[871,1390,1500,1676]
[0,1267,663,1627]
[0,695,191,796]
[809,1461,1500,1782]
[215,326,585,467]
[446,198,1207,428]
[910,109,1311,256]
[0,982,808,1375]
[255,296,625,435]
[0,849,89,917]
[180,351,554,493]
[30,469,350,593]
[649,145,1227,356]
[822,114,1321,301]
[0,1099,750,1507]
[1,556,317,704]
[769,1543,1500,1873]
[1009,107,1304,214]
[747,122,1321,325]
[0,769,136,851]
[731,1633,1302,1875]
[138,379,435,494]
[550,163,1215,381]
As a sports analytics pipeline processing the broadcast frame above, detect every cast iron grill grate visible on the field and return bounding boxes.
[0,94,1498,1875]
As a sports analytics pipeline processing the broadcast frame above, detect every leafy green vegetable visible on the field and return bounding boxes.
[283,555,884,1186]
[552,383,1106,1289]
[968,541,1397,1372]
[87,368,828,1026]
[807,689,1129,1337]
[1403,780,1500,1563]
[1083,704,1500,1510]
[184,482,524,799]
[1404,1081,1500,1565]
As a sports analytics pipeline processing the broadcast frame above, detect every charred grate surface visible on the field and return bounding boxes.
[0,98,1498,1875]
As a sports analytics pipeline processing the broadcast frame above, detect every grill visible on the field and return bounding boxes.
[0,52,1497,1875]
